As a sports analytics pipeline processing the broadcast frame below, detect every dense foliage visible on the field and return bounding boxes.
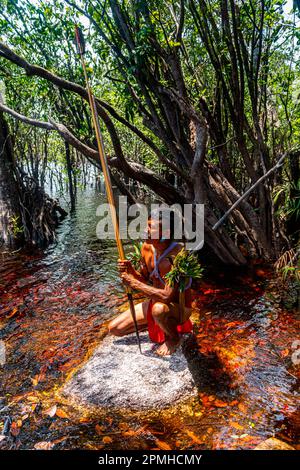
[0,0,299,261]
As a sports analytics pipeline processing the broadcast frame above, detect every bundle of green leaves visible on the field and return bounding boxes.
[165,248,204,291]
[128,241,143,269]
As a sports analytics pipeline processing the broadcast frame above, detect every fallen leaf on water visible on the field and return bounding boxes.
[200,395,213,408]
[7,307,18,319]
[225,321,242,329]
[79,416,91,424]
[31,369,46,387]
[34,441,55,450]
[185,430,203,445]
[214,399,228,408]
[102,436,113,444]
[252,411,262,420]
[155,439,171,450]
[55,408,69,419]
[26,395,39,403]
[11,393,28,403]
[31,377,39,387]
[10,421,20,437]
[124,426,147,437]
[44,404,57,417]
[95,424,105,435]
[231,433,249,440]
[86,443,103,450]
[230,421,244,431]
[280,349,289,358]
[118,422,129,431]
[238,403,248,413]
[58,358,80,372]
[53,436,68,445]
[230,400,239,406]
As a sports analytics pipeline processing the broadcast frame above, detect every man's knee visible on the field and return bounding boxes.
[108,319,125,337]
[152,302,169,319]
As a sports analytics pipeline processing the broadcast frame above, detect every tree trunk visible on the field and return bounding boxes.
[0,108,67,249]
[65,141,76,211]
[0,111,23,247]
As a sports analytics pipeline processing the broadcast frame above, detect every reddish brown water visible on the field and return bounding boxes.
[0,191,299,450]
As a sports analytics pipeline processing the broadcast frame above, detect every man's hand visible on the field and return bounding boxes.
[120,271,134,287]
[118,259,136,276]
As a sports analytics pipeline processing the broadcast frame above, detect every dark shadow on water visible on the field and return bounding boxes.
[110,332,239,394]
[181,334,239,399]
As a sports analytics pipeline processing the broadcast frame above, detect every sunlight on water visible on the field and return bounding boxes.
[0,189,299,450]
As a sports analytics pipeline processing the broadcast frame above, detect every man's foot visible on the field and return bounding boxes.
[156,338,181,356]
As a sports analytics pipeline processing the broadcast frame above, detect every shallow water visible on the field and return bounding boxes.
[0,189,299,450]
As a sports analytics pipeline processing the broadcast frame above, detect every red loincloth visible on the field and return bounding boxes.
[146,300,193,344]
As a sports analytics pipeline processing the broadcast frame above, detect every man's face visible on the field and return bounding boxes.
[147,218,170,246]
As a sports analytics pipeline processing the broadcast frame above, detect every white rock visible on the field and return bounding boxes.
[255,438,295,450]
[64,332,196,410]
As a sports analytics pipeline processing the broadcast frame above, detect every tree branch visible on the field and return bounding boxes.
[212,149,299,231]
[0,41,183,177]
[0,102,53,130]
[0,101,182,204]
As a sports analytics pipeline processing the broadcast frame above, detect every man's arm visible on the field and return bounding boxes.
[118,259,149,283]
[120,272,176,303]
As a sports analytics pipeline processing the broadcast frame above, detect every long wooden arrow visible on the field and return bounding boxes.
[74,25,142,353]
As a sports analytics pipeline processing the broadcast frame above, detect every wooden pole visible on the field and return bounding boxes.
[75,26,142,353]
